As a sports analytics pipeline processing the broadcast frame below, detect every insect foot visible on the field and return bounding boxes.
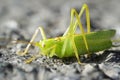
[24,56,36,64]
[16,50,27,56]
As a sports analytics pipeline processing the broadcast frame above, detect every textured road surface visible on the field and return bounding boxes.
[0,0,120,80]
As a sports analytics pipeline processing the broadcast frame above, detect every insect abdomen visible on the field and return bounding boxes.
[75,29,115,55]
[75,38,112,55]
[61,30,115,57]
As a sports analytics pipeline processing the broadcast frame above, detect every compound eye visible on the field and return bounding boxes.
[42,42,45,48]
[54,37,61,41]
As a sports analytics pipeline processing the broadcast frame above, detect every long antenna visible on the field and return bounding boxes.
[0,38,36,47]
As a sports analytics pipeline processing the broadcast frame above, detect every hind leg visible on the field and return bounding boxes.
[63,4,91,63]
[63,4,91,36]
[63,4,90,54]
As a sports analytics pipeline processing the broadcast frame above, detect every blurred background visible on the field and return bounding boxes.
[0,0,120,40]
[0,1,120,80]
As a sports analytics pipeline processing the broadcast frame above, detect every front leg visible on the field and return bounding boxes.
[17,27,47,56]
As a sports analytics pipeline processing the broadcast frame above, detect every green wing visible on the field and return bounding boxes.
[86,29,116,39]
[74,29,116,55]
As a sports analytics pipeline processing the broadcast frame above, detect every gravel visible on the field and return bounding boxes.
[0,0,120,80]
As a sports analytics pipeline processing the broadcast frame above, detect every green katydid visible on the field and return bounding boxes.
[17,4,116,64]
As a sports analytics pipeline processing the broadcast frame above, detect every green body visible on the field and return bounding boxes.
[36,29,116,58]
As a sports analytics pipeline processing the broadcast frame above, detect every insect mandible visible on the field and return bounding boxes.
[17,4,116,64]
